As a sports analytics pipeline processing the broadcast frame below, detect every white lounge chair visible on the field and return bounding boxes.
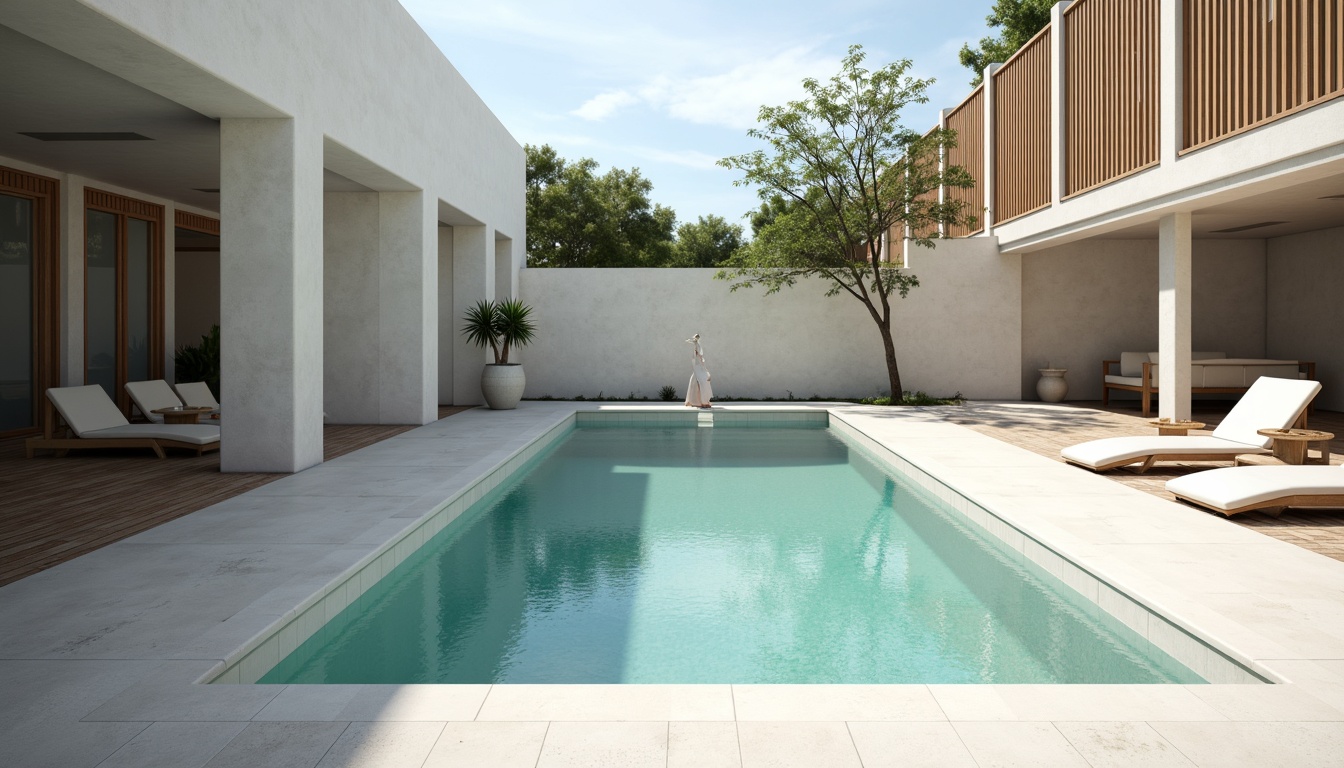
[25,385,220,459]
[1061,377,1322,473]
[1167,463,1344,516]
[125,379,183,423]
[173,381,220,417]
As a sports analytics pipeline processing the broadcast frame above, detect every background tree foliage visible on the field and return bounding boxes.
[525,144,745,268]
[718,45,975,399]
[958,0,1054,86]
[525,144,676,267]
[670,215,745,268]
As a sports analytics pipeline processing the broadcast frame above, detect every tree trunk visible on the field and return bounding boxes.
[877,320,902,399]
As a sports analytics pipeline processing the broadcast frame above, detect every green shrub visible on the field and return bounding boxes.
[658,385,676,401]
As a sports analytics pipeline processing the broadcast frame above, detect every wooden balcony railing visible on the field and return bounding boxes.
[1184,0,1344,152]
[993,26,1052,224]
[1065,0,1161,195]
[946,86,985,237]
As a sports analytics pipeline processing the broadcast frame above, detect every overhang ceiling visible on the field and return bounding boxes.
[1096,173,1344,240]
[1,24,394,213]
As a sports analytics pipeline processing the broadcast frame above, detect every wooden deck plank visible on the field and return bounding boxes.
[0,405,473,586]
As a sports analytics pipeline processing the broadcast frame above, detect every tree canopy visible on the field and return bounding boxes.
[959,0,1054,86]
[717,45,975,398]
[525,144,743,268]
[525,144,676,268]
[669,215,745,268]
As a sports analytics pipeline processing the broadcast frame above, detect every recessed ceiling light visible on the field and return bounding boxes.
[1210,221,1288,233]
[19,132,153,141]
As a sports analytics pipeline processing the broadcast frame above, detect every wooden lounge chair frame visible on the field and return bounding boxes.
[1064,410,1310,474]
[1101,359,1316,419]
[1172,491,1344,517]
[24,397,220,459]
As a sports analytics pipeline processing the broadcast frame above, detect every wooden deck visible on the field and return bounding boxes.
[0,406,472,587]
[949,402,1344,562]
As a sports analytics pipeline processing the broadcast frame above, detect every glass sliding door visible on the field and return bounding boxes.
[84,188,164,413]
[0,167,59,437]
[86,210,118,398]
[0,194,34,433]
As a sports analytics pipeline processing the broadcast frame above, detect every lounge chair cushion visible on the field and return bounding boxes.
[1061,436,1264,469]
[125,380,183,423]
[84,424,220,446]
[47,385,129,436]
[174,381,220,411]
[1210,376,1321,448]
[1167,465,1344,512]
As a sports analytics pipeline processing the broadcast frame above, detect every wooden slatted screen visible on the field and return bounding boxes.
[993,27,1052,224]
[945,86,985,237]
[1065,0,1160,196]
[911,127,941,240]
[1184,0,1344,151]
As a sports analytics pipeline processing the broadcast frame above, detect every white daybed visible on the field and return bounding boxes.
[1101,351,1315,417]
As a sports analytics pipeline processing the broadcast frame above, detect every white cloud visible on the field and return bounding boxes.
[572,90,639,121]
[639,47,834,130]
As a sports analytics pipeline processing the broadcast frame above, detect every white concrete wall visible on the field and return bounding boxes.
[1267,225,1344,412]
[323,192,381,423]
[519,239,1020,401]
[1021,239,1268,400]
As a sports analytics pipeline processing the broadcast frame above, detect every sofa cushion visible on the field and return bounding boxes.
[1104,375,1144,387]
[1145,351,1226,363]
[1120,352,1150,377]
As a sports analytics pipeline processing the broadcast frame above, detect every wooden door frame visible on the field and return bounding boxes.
[84,188,165,414]
[0,166,60,438]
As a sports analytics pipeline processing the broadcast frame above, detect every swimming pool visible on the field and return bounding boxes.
[256,421,1205,685]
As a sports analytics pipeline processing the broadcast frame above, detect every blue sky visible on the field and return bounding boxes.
[399,0,995,232]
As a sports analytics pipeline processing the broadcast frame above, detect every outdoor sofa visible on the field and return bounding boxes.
[25,385,220,459]
[1061,376,1320,473]
[1101,351,1315,417]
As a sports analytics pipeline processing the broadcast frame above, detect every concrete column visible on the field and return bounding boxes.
[1158,212,1193,421]
[162,213,177,384]
[1050,1,1073,206]
[450,224,494,405]
[1159,0,1184,165]
[59,176,85,386]
[982,62,1002,236]
[378,190,437,424]
[220,118,323,473]
[323,192,380,423]
[437,225,454,406]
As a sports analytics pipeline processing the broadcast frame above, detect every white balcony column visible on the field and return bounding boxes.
[1050,0,1073,206]
[220,117,324,473]
[1159,0,1184,165]
[937,108,949,237]
[451,224,494,405]
[1158,211,1193,422]
[982,62,1002,236]
[378,190,438,424]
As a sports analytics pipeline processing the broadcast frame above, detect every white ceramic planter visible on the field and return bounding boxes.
[481,364,526,410]
[1036,368,1069,403]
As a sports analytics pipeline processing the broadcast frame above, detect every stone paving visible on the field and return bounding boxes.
[946,401,1344,562]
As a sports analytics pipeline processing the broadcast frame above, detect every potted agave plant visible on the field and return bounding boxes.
[461,298,537,410]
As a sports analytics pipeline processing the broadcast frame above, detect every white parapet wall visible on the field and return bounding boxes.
[519,238,1020,401]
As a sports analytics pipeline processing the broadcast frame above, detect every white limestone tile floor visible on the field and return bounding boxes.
[5,402,1344,766]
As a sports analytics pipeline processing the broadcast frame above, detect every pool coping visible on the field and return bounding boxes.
[5,401,1344,766]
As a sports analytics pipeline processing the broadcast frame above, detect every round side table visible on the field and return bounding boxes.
[1255,428,1335,465]
[1148,419,1204,436]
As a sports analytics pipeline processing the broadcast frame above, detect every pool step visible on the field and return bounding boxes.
[697,411,714,427]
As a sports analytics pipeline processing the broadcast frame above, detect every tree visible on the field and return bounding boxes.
[525,144,676,267]
[670,215,744,268]
[717,45,974,399]
[959,0,1054,86]
[749,194,794,237]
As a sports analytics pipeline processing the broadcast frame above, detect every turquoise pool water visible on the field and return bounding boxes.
[260,425,1203,684]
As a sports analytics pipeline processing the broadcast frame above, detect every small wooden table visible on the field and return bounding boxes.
[1253,428,1335,465]
[152,406,215,425]
[1149,419,1205,436]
